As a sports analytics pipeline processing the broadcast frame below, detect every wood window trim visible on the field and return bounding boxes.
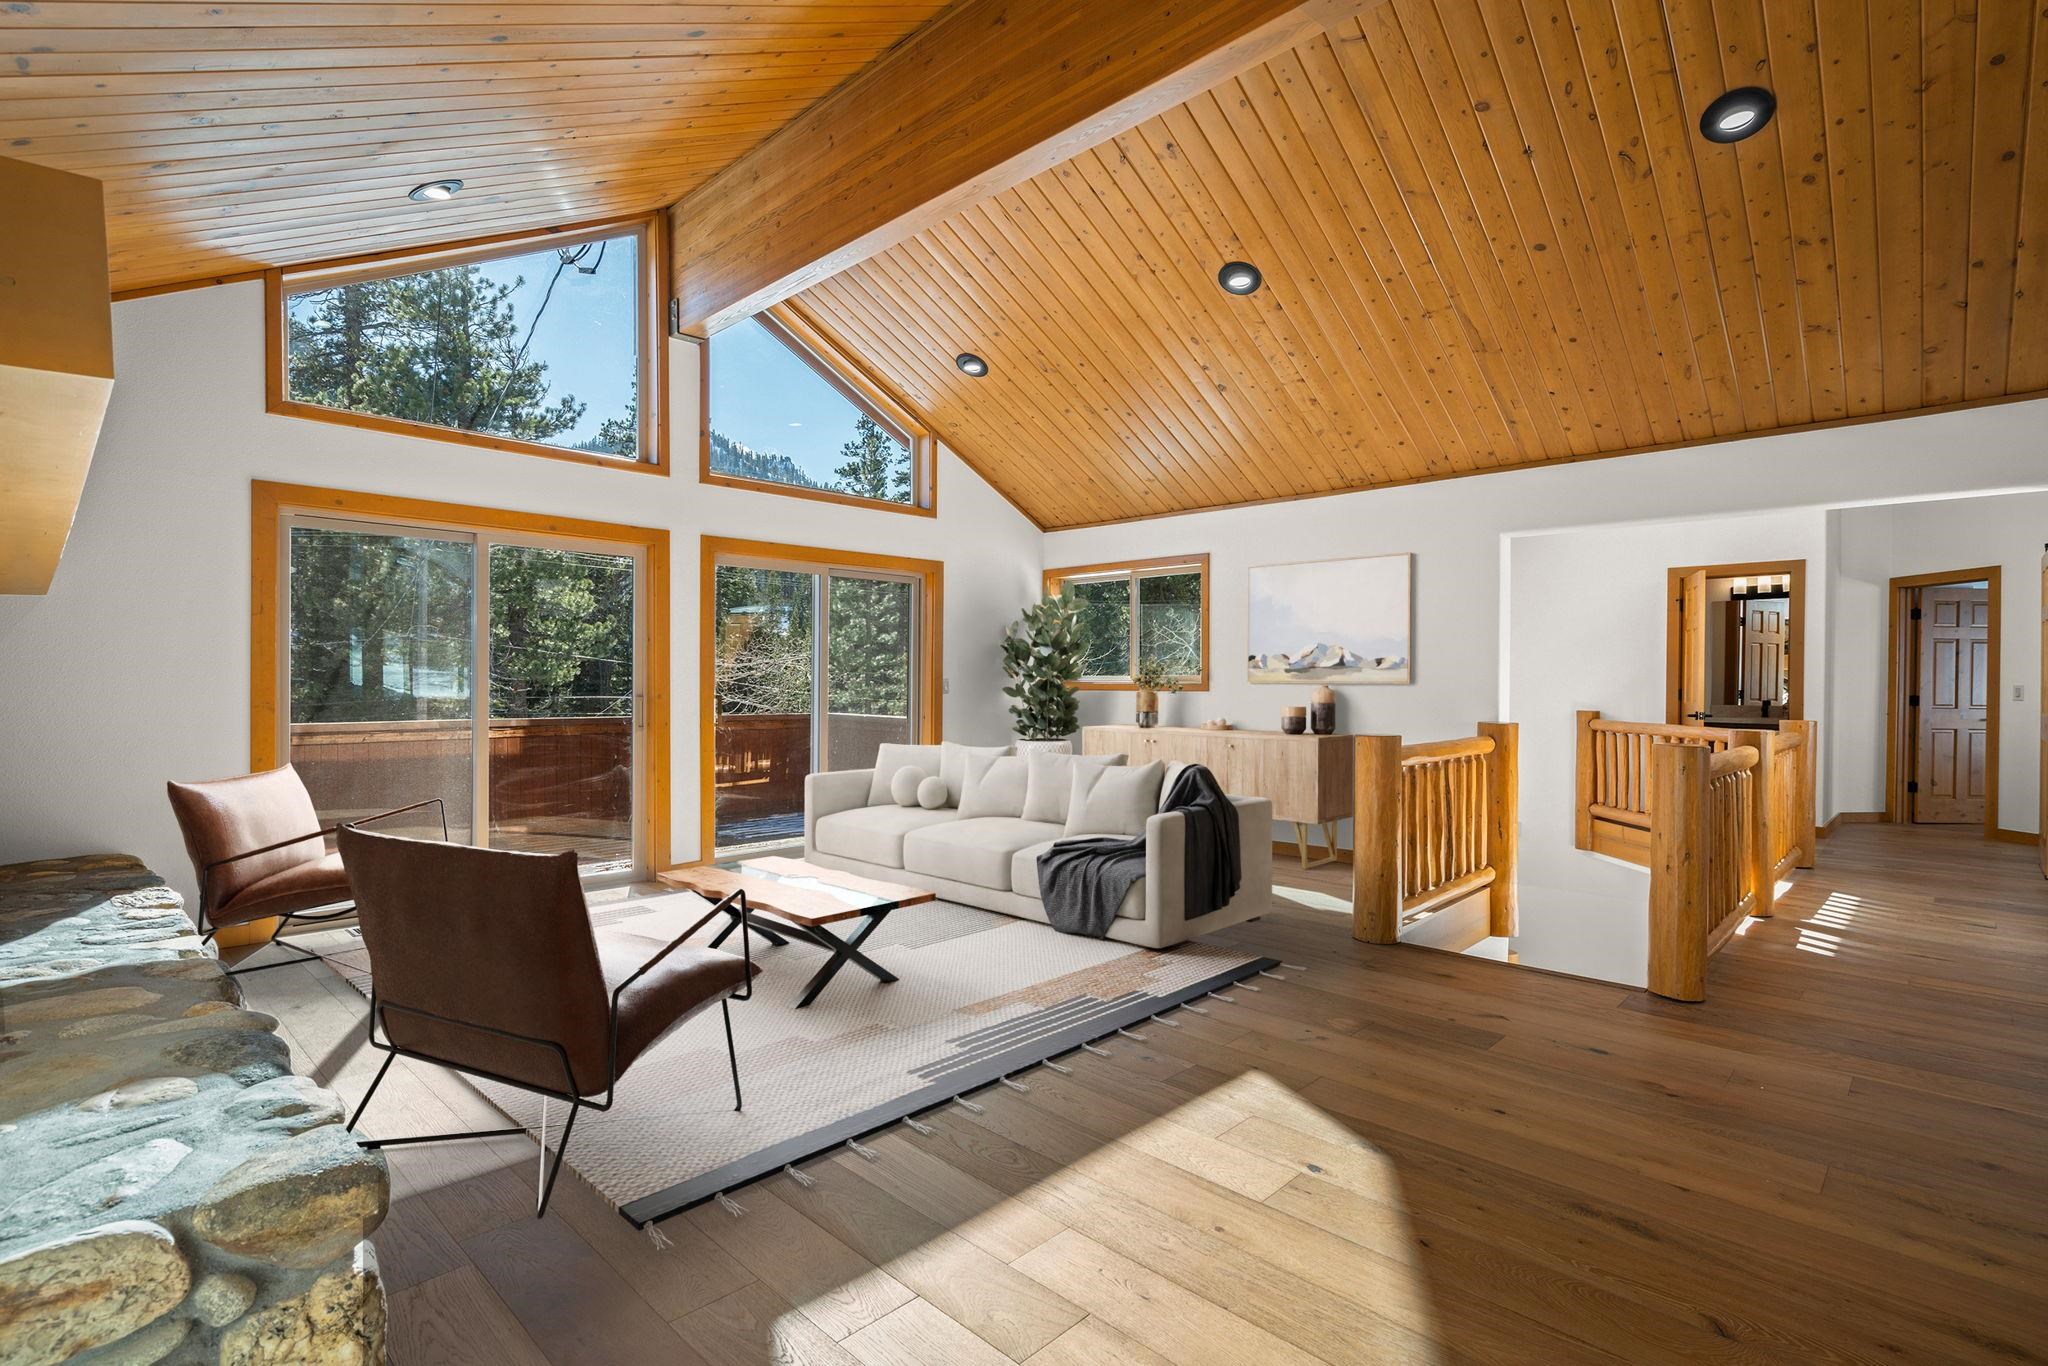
[264,214,671,476]
[1663,560,1806,724]
[699,302,937,517]
[1882,566,2001,839]
[249,480,672,945]
[698,536,944,863]
[1043,553,1210,692]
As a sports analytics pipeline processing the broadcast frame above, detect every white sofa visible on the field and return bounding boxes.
[802,749,1272,949]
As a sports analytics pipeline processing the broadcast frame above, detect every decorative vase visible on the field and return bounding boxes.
[1015,736,1075,756]
[1279,705,1307,736]
[1309,684,1337,735]
[1135,687,1159,728]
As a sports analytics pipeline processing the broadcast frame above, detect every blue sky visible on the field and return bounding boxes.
[474,233,638,445]
[709,317,884,480]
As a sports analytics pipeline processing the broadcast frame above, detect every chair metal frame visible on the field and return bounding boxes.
[196,797,448,976]
[345,882,755,1217]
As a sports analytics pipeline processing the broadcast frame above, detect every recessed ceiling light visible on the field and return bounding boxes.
[1698,88,1775,143]
[407,179,464,203]
[955,352,988,377]
[1218,261,1263,295]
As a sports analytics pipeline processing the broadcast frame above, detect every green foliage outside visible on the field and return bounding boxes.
[1002,596,1083,741]
[712,564,911,722]
[286,265,599,449]
[708,413,912,505]
[1061,571,1202,680]
[288,536,635,725]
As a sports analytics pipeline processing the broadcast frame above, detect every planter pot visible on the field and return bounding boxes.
[1014,736,1075,756]
[1135,687,1159,729]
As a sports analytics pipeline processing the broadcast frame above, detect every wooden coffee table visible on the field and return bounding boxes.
[656,857,935,1008]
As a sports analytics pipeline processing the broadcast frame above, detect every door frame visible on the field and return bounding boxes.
[1884,566,2000,837]
[1664,560,1807,724]
[699,536,944,864]
[251,481,672,900]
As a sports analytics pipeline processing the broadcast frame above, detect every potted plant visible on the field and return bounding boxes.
[1132,656,1182,729]
[1002,594,1082,752]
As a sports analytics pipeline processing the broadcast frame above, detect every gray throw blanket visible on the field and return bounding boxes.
[1037,765,1241,937]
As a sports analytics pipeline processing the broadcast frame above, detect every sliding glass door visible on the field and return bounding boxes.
[284,516,643,878]
[711,556,923,854]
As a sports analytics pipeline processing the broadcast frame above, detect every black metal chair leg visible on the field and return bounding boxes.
[222,912,329,977]
[347,1052,396,1132]
[721,998,743,1112]
[537,1102,578,1217]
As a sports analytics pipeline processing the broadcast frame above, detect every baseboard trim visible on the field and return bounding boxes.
[1992,827,2038,846]
[1819,811,1885,838]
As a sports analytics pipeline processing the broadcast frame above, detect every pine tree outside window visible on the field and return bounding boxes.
[704,309,934,514]
[269,217,664,471]
[1043,556,1210,691]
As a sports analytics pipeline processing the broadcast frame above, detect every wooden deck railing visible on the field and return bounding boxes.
[1353,723,1518,945]
[1648,741,1762,1001]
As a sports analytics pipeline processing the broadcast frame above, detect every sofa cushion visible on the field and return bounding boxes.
[866,743,943,807]
[903,817,1064,890]
[1010,839,1145,919]
[940,741,1013,806]
[1020,750,1126,824]
[956,753,1027,819]
[815,804,959,868]
[1066,760,1166,837]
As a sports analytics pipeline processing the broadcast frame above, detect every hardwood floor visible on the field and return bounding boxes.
[240,823,2048,1365]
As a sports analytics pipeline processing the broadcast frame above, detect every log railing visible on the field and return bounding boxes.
[1353,723,1518,945]
[1648,742,1762,1001]
[1576,711,1818,888]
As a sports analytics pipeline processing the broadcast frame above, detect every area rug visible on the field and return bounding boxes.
[323,886,1275,1227]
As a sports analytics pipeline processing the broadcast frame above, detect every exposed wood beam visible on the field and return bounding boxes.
[667,0,1382,335]
[1,157,114,596]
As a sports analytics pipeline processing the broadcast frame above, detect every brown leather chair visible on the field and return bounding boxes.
[166,764,444,975]
[336,824,758,1216]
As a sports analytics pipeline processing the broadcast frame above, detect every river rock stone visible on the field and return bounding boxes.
[193,1125,388,1268]
[220,1074,345,1135]
[77,1314,189,1365]
[0,1138,192,1230]
[73,1076,201,1111]
[189,1270,258,1327]
[219,1242,386,1366]
[0,1220,190,1366]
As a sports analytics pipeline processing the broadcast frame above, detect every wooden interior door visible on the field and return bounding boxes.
[2040,553,2046,876]
[1677,570,1708,722]
[1913,585,1991,823]
[1742,600,1789,709]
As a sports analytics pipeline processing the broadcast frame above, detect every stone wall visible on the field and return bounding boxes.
[0,855,389,1365]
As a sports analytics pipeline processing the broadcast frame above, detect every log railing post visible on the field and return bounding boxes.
[1352,734,1403,944]
[1732,728,1775,919]
[1647,741,1710,1002]
[1574,710,1598,850]
[1784,719,1819,868]
[1478,721,1517,937]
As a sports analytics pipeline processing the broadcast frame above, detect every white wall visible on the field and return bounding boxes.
[1044,401,2048,839]
[0,282,1043,900]
[1828,490,2047,833]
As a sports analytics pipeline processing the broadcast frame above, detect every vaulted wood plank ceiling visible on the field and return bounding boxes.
[0,2,950,294]
[790,0,2048,530]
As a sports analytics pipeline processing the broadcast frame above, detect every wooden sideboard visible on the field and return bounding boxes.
[1081,725,1354,866]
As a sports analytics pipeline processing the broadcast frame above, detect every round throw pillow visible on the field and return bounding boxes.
[889,766,925,807]
[917,775,949,809]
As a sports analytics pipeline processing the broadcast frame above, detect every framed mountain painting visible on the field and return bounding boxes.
[1247,553,1412,684]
